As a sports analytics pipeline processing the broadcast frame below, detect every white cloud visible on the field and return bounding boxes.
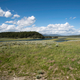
[32,24,35,27]
[0,7,5,17]
[5,16,36,27]
[17,16,36,29]
[5,21,16,24]
[5,15,35,25]
[12,14,20,19]
[7,25,17,31]
[73,17,76,19]
[69,17,76,19]
[0,23,17,32]
[0,23,8,29]
[0,7,12,18]
[4,11,12,18]
[70,17,72,19]
[0,16,36,32]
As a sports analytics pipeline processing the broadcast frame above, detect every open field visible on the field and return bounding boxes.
[0,38,33,42]
[0,38,80,80]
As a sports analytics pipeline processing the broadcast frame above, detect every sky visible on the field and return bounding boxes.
[0,0,80,35]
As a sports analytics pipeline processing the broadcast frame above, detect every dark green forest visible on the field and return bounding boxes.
[0,31,45,39]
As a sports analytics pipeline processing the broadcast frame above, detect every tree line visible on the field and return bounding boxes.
[0,31,45,39]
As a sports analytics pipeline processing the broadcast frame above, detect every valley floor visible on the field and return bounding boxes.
[0,38,80,80]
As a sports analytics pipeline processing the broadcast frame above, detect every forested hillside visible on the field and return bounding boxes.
[0,31,45,39]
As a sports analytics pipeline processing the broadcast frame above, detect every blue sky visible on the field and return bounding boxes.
[0,0,80,35]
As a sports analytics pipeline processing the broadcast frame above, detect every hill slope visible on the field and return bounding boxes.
[0,31,45,39]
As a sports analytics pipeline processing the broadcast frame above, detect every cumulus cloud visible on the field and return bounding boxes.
[17,16,36,29]
[0,7,12,18]
[5,16,35,26]
[12,14,20,19]
[0,23,17,32]
[0,16,36,32]
[4,11,12,18]
[0,23,8,29]
[5,21,16,24]
[6,25,17,31]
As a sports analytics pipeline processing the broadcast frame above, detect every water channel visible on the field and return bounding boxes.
[0,38,69,42]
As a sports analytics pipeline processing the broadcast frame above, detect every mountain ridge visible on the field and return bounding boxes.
[42,34,61,36]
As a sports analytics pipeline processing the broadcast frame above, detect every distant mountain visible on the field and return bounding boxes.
[42,34,61,36]
[42,34,80,37]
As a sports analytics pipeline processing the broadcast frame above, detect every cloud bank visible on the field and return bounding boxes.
[21,22,80,35]
[1,20,80,35]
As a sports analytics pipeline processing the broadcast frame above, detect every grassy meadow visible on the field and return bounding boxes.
[0,38,34,42]
[0,37,80,80]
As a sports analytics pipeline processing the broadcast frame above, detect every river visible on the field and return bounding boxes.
[0,38,69,42]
